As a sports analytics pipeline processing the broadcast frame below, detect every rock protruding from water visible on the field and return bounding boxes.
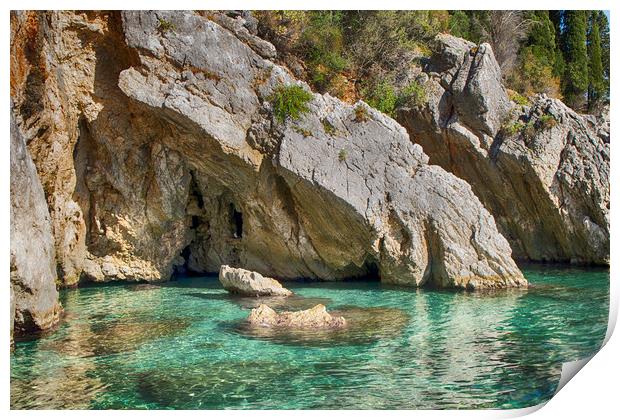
[10,107,62,337]
[399,33,609,264]
[219,266,293,297]
[247,304,346,329]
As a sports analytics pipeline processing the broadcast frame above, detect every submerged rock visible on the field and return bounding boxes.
[219,265,293,297]
[247,304,347,329]
[10,11,526,289]
[398,34,609,264]
[10,107,62,337]
[237,305,409,346]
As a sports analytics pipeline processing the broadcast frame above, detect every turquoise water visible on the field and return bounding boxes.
[11,266,609,409]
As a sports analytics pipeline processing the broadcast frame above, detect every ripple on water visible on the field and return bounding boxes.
[10,267,609,409]
[38,318,190,357]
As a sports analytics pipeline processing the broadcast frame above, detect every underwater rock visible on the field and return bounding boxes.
[219,265,293,297]
[247,304,346,329]
[237,305,409,346]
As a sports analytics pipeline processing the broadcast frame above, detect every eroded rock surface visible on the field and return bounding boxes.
[247,304,347,329]
[399,34,609,264]
[10,11,526,289]
[10,108,62,337]
[219,265,293,297]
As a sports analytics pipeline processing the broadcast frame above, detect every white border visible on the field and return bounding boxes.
[2,1,617,419]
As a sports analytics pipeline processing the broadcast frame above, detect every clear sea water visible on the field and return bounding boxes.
[10,265,609,409]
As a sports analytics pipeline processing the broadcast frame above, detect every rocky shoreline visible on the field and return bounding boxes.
[10,11,608,339]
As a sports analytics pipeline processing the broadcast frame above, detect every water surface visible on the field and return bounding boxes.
[11,265,609,409]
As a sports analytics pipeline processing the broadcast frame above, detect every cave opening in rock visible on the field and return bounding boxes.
[229,203,243,239]
[362,258,381,281]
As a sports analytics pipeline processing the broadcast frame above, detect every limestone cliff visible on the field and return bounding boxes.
[10,107,62,337]
[10,10,526,291]
[398,34,609,264]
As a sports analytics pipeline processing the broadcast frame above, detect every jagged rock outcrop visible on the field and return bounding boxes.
[219,265,293,296]
[10,11,527,289]
[10,108,62,337]
[399,34,609,264]
[247,304,347,329]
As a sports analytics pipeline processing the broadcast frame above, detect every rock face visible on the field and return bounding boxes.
[10,11,526,289]
[219,265,293,296]
[247,304,347,329]
[399,34,609,264]
[10,108,62,337]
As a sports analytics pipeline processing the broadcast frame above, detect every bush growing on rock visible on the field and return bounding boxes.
[363,80,399,116]
[354,104,369,122]
[321,118,337,136]
[508,90,531,106]
[397,80,427,108]
[538,114,557,130]
[157,17,175,33]
[269,85,313,123]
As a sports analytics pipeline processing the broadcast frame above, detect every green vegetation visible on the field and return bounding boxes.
[501,118,525,137]
[562,11,589,109]
[256,10,609,114]
[321,118,337,136]
[587,12,605,108]
[354,104,369,122]
[338,149,347,162]
[363,80,399,116]
[157,17,175,33]
[398,81,427,108]
[501,111,557,139]
[507,11,561,98]
[538,114,558,130]
[269,84,313,123]
[508,90,531,106]
[363,79,427,117]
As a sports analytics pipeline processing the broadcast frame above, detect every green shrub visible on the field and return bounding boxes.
[499,114,525,137]
[508,90,531,106]
[321,118,337,136]
[363,80,398,116]
[338,149,347,162]
[538,114,557,130]
[505,120,525,136]
[397,80,427,108]
[157,17,175,33]
[298,12,349,92]
[269,85,313,123]
[354,105,369,122]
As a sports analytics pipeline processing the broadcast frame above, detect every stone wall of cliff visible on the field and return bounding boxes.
[10,10,527,300]
[398,34,609,264]
[10,106,62,339]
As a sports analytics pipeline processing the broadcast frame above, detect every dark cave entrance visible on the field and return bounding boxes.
[229,203,243,239]
[363,259,380,280]
[173,172,209,278]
